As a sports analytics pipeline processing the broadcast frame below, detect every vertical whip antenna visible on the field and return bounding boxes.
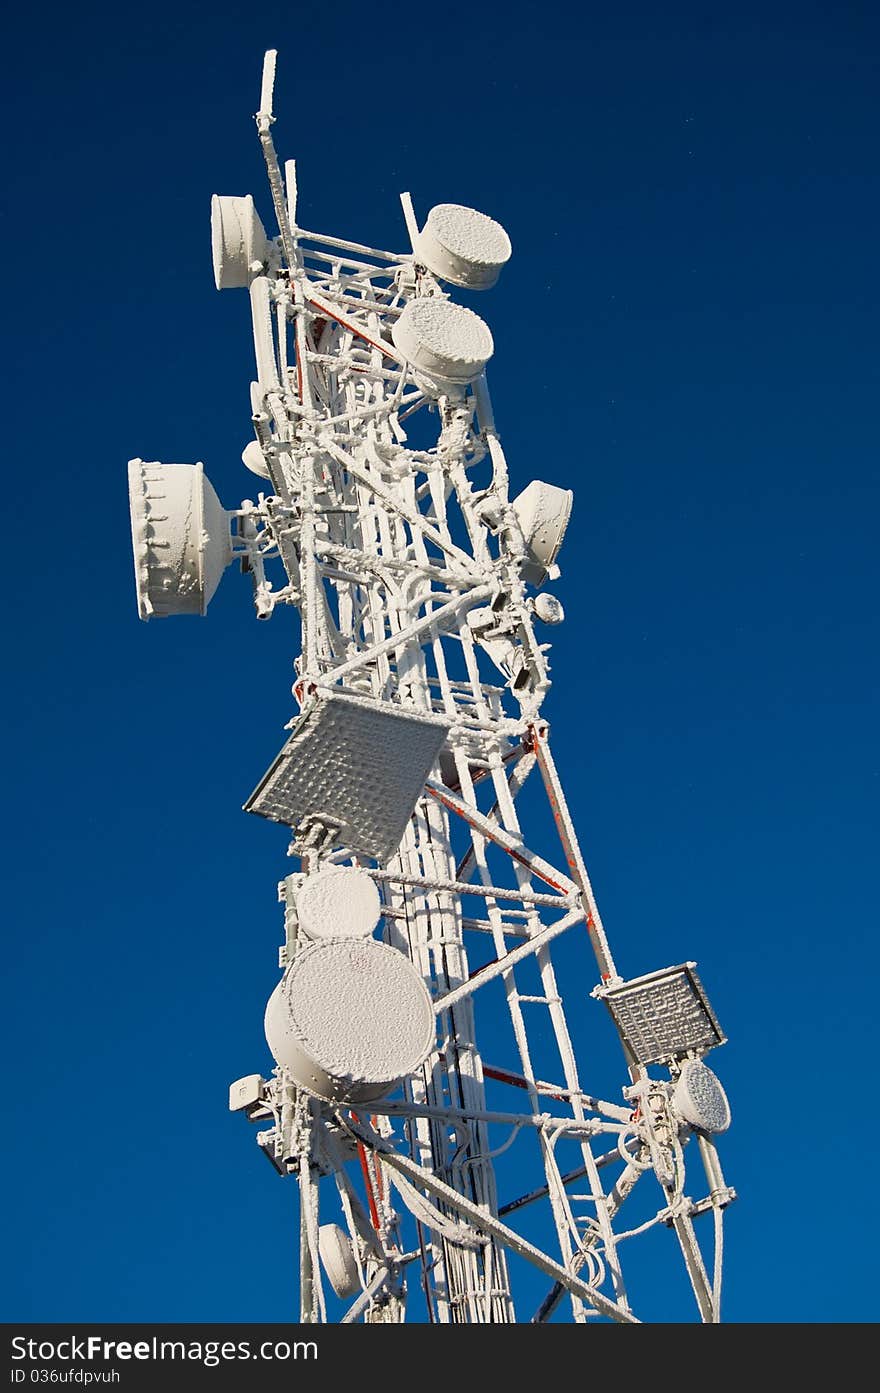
[255,49,299,272]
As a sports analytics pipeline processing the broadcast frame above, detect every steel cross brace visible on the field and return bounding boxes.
[343,1118,638,1324]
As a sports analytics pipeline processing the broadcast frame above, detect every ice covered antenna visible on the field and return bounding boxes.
[255,49,299,272]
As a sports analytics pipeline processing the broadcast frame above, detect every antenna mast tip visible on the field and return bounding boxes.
[258,49,278,122]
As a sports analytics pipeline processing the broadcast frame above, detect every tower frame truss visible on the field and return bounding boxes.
[131,51,735,1324]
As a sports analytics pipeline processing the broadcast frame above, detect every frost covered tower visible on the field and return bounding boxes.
[128,51,735,1323]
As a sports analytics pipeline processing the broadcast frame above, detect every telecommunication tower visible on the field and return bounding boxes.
[128,51,735,1323]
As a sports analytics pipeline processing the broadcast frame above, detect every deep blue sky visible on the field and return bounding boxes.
[3,1,878,1324]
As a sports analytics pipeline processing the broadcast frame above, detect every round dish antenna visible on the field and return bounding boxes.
[414,203,511,289]
[211,194,271,290]
[264,938,434,1103]
[391,298,493,385]
[318,1225,360,1299]
[127,460,232,619]
[295,865,381,941]
[672,1060,732,1134]
[511,480,574,585]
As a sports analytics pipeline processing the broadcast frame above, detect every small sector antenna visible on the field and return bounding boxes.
[127,50,735,1324]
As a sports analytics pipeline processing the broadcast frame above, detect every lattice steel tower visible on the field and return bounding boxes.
[128,51,735,1324]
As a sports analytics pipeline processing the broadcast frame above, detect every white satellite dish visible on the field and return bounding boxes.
[295,865,381,941]
[127,459,233,619]
[511,480,574,585]
[264,937,434,1103]
[391,298,493,386]
[211,194,271,290]
[414,203,511,290]
[242,440,272,479]
[318,1224,360,1299]
[672,1060,732,1134]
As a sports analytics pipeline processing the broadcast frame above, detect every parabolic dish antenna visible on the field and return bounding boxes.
[414,203,512,289]
[264,938,435,1104]
[127,459,232,619]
